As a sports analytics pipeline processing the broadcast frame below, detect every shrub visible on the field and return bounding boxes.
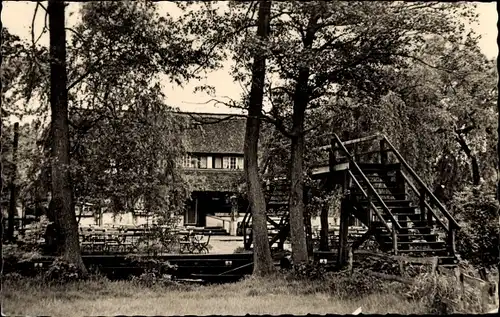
[45,258,85,283]
[405,273,484,314]
[291,262,327,280]
[450,185,499,269]
[324,269,387,299]
[125,256,177,275]
[16,216,50,252]
[2,244,43,275]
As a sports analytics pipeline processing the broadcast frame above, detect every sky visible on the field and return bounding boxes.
[2,1,498,116]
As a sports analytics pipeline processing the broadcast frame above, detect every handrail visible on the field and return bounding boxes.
[348,170,391,232]
[381,135,460,229]
[400,172,448,231]
[317,134,382,151]
[333,134,401,230]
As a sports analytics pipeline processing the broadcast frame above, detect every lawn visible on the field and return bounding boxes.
[1,273,428,316]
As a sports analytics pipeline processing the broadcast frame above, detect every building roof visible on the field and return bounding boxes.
[176,112,246,155]
[183,169,244,192]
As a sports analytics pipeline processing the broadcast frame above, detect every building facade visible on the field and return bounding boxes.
[179,112,247,234]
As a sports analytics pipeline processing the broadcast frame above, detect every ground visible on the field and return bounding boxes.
[209,236,291,253]
[209,236,245,253]
[2,275,427,316]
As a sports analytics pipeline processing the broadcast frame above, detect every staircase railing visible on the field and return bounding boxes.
[380,135,460,254]
[332,134,402,238]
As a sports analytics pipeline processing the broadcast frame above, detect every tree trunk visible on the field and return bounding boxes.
[289,106,308,264]
[287,14,319,265]
[244,0,274,276]
[455,132,480,186]
[48,0,87,275]
[304,210,313,256]
[319,202,330,251]
[7,122,19,242]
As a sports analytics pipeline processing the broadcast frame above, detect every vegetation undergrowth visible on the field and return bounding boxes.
[3,265,490,316]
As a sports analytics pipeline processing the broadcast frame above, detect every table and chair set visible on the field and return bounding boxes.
[78,225,212,255]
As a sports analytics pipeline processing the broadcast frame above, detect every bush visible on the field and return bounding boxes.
[2,244,43,275]
[324,269,387,299]
[291,262,327,280]
[125,256,177,275]
[405,273,484,314]
[15,216,50,252]
[131,270,176,288]
[45,258,85,283]
[450,185,499,269]
[233,246,251,254]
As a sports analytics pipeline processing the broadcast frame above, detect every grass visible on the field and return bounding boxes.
[1,273,429,316]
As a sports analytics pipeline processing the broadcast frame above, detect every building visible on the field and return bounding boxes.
[179,112,248,234]
[70,111,351,235]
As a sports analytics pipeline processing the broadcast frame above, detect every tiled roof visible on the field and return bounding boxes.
[183,169,245,192]
[176,112,246,154]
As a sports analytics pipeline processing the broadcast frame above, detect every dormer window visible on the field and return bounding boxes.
[183,154,243,170]
[230,157,237,169]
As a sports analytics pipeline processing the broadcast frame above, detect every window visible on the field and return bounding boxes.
[214,156,222,169]
[223,157,230,169]
[199,156,207,169]
[182,154,192,168]
[182,154,210,169]
[237,157,244,169]
[230,157,237,169]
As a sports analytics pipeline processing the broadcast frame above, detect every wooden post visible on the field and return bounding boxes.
[319,202,330,251]
[395,170,405,200]
[347,247,353,276]
[380,139,388,165]
[448,225,456,255]
[392,228,398,255]
[229,194,238,236]
[330,138,337,167]
[338,199,350,267]
[419,188,426,222]
[431,256,438,275]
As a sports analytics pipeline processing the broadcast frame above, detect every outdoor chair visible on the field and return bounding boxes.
[190,231,211,254]
[179,230,194,254]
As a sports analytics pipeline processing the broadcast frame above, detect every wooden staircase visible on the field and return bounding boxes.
[318,134,461,266]
[242,178,290,251]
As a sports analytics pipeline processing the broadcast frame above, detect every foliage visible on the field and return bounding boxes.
[291,262,327,280]
[450,184,500,268]
[45,258,86,283]
[405,273,484,314]
[11,1,207,222]
[130,270,182,289]
[15,216,50,251]
[310,34,497,203]
[2,244,43,267]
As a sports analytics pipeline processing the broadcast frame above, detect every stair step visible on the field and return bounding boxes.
[353,193,406,197]
[358,200,411,205]
[396,249,449,253]
[359,180,394,184]
[393,241,446,245]
[383,213,418,217]
[379,233,438,237]
[374,226,434,232]
[356,163,401,169]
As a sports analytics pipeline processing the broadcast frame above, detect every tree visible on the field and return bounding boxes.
[64,1,194,221]
[260,1,477,264]
[16,1,205,242]
[176,1,478,264]
[48,0,86,274]
[244,0,275,276]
